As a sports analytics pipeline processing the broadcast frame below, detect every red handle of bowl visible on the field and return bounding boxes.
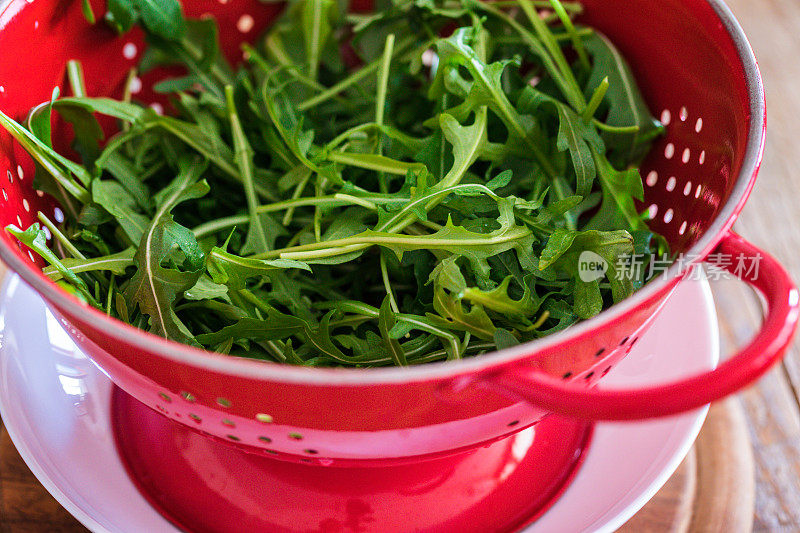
[487,232,799,421]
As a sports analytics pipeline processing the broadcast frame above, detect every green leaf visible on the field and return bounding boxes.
[436,110,488,190]
[58,105,105,168]
[583,32,662,164]
[105,0,138,34]
[540,227,635,308]
[6,224,99,306]
[43,248,135,281]
[427,284,497,340]
[433,25,554,177]
[195,315,307,345]
[301,200,536,281]
[379,296,407,365]
[586,147,647,232]
[573,277,602,319]
[91,180,150,243]
[518,87,605,196]
[54,97,147,124]
[259,72,342,186]
[184,275,231,302]
[486,169,513,190]
[207,247,310,290]
[99,152,151,210]
[134,0,186,40]
[27,87,59,149]
[460,275,540,320]
[493,328,520,350]
[197,310,362,364]
[0,108,91,203]
[146,19,232,98]
[428,256,467,293]
[123,158,209,344]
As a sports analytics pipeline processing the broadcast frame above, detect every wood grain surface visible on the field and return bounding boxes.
[3,0,800,531]
[715,0,800,530]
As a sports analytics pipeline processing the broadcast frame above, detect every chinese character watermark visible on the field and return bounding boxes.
[580,252,763,282]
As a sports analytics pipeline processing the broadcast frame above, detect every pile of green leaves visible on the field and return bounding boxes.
[0,0,666,366]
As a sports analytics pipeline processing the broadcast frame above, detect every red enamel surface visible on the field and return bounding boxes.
[112,387,592,533]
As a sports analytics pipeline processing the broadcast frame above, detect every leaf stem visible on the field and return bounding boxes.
[380,254,400,313]
[518,0,588,112]
[548,0,590,69]
[375,33,395,194]
[0,110,91,203]
[592,119,640,134]
[282,168,313,226]
[583,76,609,123]
[67,60,88,97]
[258,224,532,261]
[306,0,326,80]
[226,85,269,252]
[296,36,420,112]
[37,212,85,260]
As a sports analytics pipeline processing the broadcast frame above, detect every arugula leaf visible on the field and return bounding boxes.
[1,0,666,367]
[123,158,209,344]
[540,228,635,309]
[460,275,540,321]
[135,0,186,40]
[207,247,310,290]
[379,296,407,365]
[43,248,135,281]
[27,87,59,149]
[105,0,138,34]
[6,224,100,306]
[146,19,232,98]
[428,284,497,340]
[518,87,604,196]
[586,147,647,232]
[433,25,555,178]
[195,314,307,345]
[583,32,663,164]
[0,109,91,201]
[91,180,150,243]
[494,328,520,350]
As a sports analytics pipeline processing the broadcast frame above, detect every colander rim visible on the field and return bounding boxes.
[0,0,765,385]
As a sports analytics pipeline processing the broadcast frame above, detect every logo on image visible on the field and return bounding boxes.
[578,251,608,283]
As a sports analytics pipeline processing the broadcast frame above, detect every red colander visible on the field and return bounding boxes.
[0,0,796,466]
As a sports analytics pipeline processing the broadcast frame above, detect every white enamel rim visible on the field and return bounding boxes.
[0,0,764,385]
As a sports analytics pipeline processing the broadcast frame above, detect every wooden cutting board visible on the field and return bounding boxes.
[0,397,754,532]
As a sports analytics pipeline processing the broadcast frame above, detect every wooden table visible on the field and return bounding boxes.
[711,0,800,530]
[3,0,800,530]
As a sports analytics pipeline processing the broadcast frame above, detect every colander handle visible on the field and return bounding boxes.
[488,232,799,421]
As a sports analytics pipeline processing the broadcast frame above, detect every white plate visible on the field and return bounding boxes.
[0,274,718,533]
